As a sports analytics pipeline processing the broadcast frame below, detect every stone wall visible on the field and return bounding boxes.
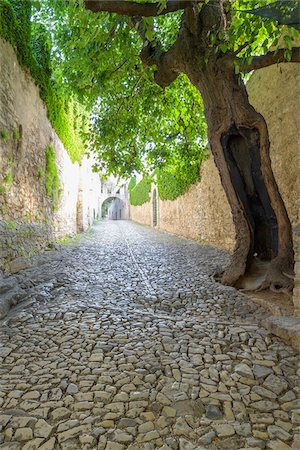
[130,200,153,228]
[131,62,299,245]
[161,158,235,249]
[131,161,235,249]
[0,38,101,271]
[247,63,300,316]
[247,64,300,229]
[0,221,52,273]
[293,226,300,317]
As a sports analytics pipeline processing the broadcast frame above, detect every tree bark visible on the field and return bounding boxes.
[84,0,197,17]
[187,64,294,290]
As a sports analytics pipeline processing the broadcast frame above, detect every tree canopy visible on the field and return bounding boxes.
[34,0,299,197]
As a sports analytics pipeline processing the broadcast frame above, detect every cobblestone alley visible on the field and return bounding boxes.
[0,221,299,450]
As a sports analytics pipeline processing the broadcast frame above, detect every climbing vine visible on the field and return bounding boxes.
[0,0,87,163]
[129,176,152,206]
[128,177,137,192]
[45,145,61,210]
[156,153,207,201]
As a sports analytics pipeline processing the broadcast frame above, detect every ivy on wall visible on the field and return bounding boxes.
[0,0,87,163]
[156,157,204,201]
[45,145,61,210]
[129,156,204,205]
[128,176,137,192]
[129,176,152,206]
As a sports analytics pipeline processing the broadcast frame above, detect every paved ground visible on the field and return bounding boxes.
[0,221,299,450]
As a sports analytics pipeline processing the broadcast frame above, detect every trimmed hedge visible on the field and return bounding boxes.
[129,176,152,206]
[128,176,137,192]
[156,158,202,201]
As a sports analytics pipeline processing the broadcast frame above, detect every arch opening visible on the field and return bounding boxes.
[101,196,126,220]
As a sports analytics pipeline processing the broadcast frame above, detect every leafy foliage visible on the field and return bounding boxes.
[245,1,300,30]
[128,177,137,191]
[0,1,19,48]
[12,0,300,200]
[34,0,208,195]
[226,0,299,68]
[129,176,152,206]
[0,0,87,163]
[156,152,206,201]
[45,145,61,209]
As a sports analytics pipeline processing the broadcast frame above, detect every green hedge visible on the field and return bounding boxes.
[0,0,87,163]
[156,159,202,201]
[129,176,152,206]
[128,176,137,192]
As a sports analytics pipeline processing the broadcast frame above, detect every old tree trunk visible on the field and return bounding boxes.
[85,0,296,291]
[186,3,294,291]
[194,66,294,291]
[142,1,294,292]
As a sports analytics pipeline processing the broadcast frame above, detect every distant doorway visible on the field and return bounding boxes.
[152,189,158,227]
[101,197,126,220]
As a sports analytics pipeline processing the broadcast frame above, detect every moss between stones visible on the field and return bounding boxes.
[0,130,10,142]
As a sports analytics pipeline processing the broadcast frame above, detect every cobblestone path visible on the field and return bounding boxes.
[0,221,299,450]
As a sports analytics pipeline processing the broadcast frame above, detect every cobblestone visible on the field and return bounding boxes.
[0,221,299,449]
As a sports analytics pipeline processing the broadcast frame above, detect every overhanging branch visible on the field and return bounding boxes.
[84,0,198,17]
[140,45,179,87]
[130,17,181,88]
[239,47,300,72]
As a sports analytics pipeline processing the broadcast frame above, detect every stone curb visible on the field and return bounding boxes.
[261,316,300,352]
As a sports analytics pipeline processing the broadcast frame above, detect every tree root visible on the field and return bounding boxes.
[255,256,294,293]
[256,272,294,293]
[219,256,294,294]
[221,252,247,287]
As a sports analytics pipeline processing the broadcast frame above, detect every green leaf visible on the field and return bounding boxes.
[284,48,292,61]
[219,43,228,53]
[145,27,155,42]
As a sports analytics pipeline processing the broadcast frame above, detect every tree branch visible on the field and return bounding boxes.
[233,41,252,56]
[140,43,181,87]
[84,0,199,17]
[129,17,181,88]
[239,47,300,73]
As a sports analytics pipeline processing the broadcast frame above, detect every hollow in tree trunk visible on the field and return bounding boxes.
[193,67,294,292]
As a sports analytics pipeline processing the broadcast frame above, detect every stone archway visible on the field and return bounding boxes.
[101,196,126,220]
